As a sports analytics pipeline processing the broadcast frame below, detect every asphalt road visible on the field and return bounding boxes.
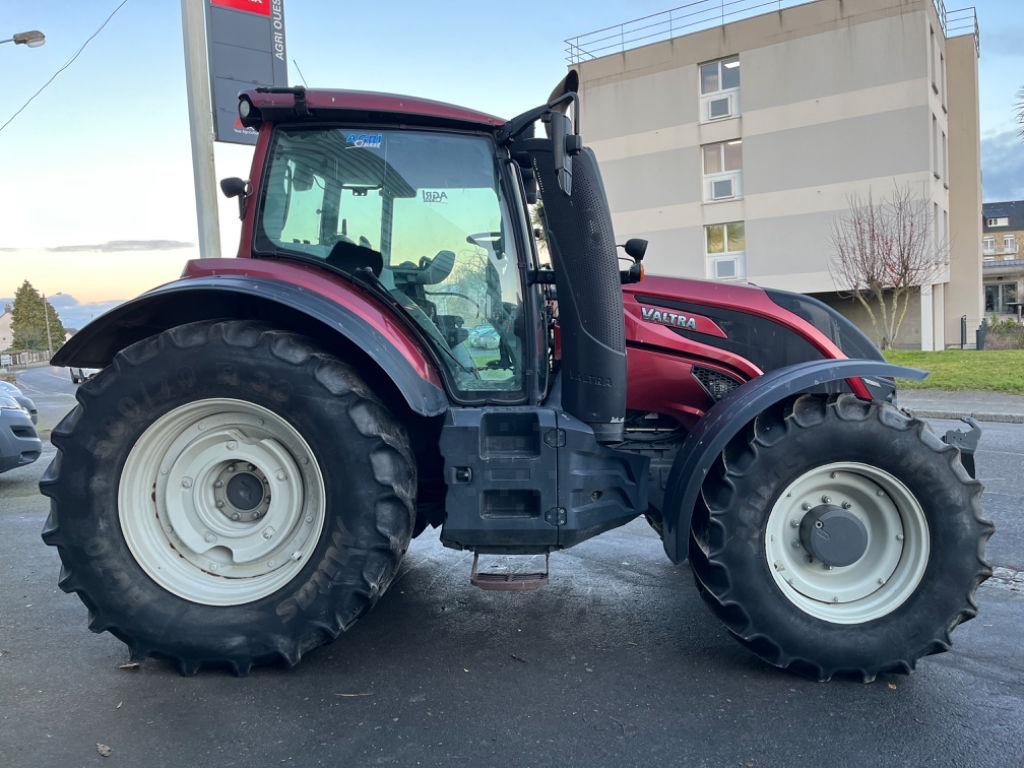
[2,369,1022,768]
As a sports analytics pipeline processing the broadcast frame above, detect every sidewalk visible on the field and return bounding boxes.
[897,389,1024,424]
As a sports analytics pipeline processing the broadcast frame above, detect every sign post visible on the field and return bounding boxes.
[180,0,288,259]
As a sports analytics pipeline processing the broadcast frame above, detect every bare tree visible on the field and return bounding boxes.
[829,184,945,349]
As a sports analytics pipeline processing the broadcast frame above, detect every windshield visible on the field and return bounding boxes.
[257,127,524,396]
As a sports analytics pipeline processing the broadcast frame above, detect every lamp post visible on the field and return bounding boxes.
[0,30,46,48]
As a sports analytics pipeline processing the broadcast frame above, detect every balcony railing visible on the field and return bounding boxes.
[982,258,1024,269]
[982,246,1020,259]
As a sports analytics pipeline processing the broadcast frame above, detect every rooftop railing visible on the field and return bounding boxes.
[565,0,979,64]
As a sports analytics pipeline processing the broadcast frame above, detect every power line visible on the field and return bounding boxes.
[0,0,131,135]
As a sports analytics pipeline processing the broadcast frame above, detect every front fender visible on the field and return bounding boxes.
[660,359,926,563]
[52,274,448,417]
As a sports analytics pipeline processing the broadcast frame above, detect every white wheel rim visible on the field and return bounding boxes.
[764,461,929,624]
[119,398,326,606]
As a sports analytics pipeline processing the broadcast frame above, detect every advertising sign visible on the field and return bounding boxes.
[206,0,287,144]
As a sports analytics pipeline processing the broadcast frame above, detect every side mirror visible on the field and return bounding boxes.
[623,238,648,261]
[618,239,648,284]
[549,111,581,196]
[220,177,249,220]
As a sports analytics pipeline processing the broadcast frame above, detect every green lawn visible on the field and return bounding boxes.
[882,349,1024,395]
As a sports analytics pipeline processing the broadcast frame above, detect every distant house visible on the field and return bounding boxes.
[982,201,1024,320]
[0,306,12,352]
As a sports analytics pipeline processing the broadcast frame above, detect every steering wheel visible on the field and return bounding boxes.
[466,232,503,250]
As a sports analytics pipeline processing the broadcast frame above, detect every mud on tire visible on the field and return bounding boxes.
[688,393,993,682]
[41,320,416,674]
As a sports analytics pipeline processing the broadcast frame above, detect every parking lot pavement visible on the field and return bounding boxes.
[2,445,1023,768]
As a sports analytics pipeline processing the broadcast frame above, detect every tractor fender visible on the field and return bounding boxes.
[51,274,448,417]
[660,359,926,563]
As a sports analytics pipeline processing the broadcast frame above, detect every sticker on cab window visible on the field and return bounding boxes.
[347,133,383,149]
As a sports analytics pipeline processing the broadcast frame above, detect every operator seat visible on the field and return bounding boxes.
[326,239,383,277]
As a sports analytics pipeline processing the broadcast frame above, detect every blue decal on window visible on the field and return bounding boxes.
[347,133,383,149]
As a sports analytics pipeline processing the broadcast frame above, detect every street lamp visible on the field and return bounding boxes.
[1,30,46,48]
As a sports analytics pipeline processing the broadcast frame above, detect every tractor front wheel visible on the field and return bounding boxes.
[41,320,415,674]
[688,393,992,681]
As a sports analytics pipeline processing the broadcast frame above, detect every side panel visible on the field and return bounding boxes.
[661,359,926,563]
[439,406,648,553]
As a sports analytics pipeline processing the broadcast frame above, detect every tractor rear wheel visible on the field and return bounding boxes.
[41,320,415,674]
[688,393,992,682]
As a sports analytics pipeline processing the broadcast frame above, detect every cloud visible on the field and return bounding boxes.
[46,240,194,253]
[981,128,1024,203]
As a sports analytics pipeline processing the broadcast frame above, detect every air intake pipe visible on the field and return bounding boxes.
[526,129,627,443]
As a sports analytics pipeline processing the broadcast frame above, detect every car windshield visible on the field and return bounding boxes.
[256,127,524,396]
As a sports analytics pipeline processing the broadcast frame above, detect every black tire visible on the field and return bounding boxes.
[41,320,416,675]
[688,393,993,682]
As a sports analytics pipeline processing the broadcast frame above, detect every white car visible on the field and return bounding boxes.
[69,367,100,384]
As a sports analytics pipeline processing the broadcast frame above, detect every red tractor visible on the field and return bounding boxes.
[42,82,991,680]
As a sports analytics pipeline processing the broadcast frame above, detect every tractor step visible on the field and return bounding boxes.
[470,553,549,591]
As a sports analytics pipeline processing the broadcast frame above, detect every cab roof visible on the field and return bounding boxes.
[239,87,506,131]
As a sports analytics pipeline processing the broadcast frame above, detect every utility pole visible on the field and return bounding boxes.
[180,0,221,259]
[42,294,53,358]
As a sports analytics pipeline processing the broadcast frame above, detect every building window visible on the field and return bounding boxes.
[706,221,745,280]
[700,55,740,122]
[940,52,946,109]
[941,130,947,182]
[985,282,1019,314]
[930,26,939,94]
[1005,234,1017,254]
[983,236,995,254]
[987,216,1009,227]
[702,140,743,201]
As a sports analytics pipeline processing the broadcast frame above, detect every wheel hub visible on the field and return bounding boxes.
[215,464,271,522]
[119,400,326,606]
[764,461,930,624]
[799,504,869,567]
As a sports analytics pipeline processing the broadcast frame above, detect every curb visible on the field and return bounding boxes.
[903,409,1024,425]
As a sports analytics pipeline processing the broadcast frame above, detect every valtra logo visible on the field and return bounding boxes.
[638,304,727,338]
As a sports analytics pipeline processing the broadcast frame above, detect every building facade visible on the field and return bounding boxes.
[568,0,983,349]
[0,308,12,353]
[982,200,1024,320]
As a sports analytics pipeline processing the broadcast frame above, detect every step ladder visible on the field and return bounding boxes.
[470,553,549,591]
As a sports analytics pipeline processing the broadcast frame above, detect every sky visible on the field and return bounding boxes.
[1,0,1022,329]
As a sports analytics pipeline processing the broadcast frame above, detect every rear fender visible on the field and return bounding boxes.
[661,359,926,563]
[52,275,448,416]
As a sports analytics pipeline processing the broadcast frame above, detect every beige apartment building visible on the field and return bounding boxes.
[567,0,983,349]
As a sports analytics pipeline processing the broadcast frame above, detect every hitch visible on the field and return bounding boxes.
[943,417,982,478]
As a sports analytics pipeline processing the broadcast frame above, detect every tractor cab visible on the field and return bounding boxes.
[251,124,531,400]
